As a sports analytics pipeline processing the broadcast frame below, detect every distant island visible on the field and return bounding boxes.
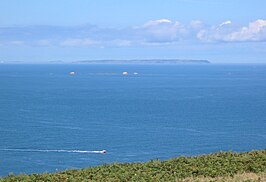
[72,59,210,64]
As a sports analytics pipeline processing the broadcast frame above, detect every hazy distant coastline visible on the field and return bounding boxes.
[72,59,210,64]
[0,59,210,64]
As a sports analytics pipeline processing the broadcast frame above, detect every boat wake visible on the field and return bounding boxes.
[0,148,107,154]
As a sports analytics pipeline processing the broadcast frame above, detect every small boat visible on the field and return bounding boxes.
[69,72,75,75]
[100,150,107,154]
[122,72,128,75]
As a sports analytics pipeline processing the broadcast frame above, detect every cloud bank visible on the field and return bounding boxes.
[198,19,266,42]
[0,19,266,47]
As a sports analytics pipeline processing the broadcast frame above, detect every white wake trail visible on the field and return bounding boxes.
[0,148,107,154]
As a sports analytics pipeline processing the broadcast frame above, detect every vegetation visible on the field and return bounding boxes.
[1,149,265,182]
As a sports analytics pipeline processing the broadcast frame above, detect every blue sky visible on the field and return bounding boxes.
[0,0,266,63]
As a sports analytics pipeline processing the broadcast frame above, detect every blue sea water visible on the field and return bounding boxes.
[0,64,265,176]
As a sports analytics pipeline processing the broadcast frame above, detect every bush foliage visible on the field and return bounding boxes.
[1,149,265,181]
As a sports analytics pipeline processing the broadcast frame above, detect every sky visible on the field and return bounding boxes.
[0,0,266,63]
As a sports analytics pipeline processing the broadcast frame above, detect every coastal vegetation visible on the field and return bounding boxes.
[1,149,265,181]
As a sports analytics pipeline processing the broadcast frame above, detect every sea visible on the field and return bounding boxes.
[0,64,265,176]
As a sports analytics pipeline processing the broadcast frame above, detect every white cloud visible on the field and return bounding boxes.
[0,40,25,46]
[219,20,232,27]
[1,19,266,47]
[198,19,266,42]
[10,41,24,45]
[142,19,172,27]
[228,19,266,41]
[136,19,188,43]
[111,39,132,46]
[190,20,203,29]
[60,38,100,46]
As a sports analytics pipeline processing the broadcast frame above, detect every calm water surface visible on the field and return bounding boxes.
[0,64,265,176]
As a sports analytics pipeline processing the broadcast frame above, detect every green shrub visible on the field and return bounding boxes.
[1,149,265,181]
